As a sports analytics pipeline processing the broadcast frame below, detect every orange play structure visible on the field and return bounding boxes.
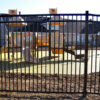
[36,34,49,47]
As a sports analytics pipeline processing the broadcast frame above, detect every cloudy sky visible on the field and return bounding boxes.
[0,0,100,14]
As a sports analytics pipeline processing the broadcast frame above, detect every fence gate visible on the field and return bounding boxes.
[0,11,100,96]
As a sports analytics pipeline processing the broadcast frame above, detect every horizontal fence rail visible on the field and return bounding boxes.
[0,11,100,96]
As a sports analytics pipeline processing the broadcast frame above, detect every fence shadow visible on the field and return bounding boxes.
[0,56,84,71]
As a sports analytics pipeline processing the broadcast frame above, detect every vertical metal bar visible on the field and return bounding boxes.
[70,15,73,92]
[37,18,39,92]
[94,17,98,93]
[12,17,15,91]
[41,15,43,92]
[57,15,60,92]
[24,16,27,92]
[78,15,82,92]
[53,15,56,92]
[49,15,51,92]
[8,17,10,91]
[90,16,94,93]
[8,17,10,61]
[0,17,3,90]
[63,15,65,61]
[66,15,69,92]
[92,16,94,93]
[17,16,19,91]
[28,17,31,91]
[83,11,89,97]
[90,16,93,93]
[62,15,64,92]
[15,16,18,92]
[74,15,78,92]
[32,16,35,92]
[49,16,51,59]
[4,17,7,91]
[45,15,48,92]
[58,15,60,92]
[20,16,23,91]
[3,17,5,91]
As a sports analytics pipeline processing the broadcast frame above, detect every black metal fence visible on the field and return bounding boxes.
[0,11,100,96]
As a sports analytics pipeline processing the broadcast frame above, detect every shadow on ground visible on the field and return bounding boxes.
[0,56,84,71]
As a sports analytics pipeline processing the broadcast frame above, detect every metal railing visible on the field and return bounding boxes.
[0,11,100,97]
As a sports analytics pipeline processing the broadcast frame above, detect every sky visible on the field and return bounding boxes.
[0,0,100,14]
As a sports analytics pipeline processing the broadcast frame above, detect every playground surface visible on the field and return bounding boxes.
[0,50,100,75]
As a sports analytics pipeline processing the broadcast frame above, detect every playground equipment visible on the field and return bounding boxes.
[0,16,39,63]
[0,14,85,64]
[51,32,64,54]
[9,16,27,27]
[36,33,49,47]
[0,17,8,53]
[9,34,39,63]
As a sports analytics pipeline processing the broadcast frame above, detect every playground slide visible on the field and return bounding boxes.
[22,47,39,63]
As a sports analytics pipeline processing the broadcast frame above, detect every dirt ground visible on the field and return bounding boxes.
[0,72,99,100]
[0,92,99,100]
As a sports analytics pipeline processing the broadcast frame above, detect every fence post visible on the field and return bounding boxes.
[83,11,89,97]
